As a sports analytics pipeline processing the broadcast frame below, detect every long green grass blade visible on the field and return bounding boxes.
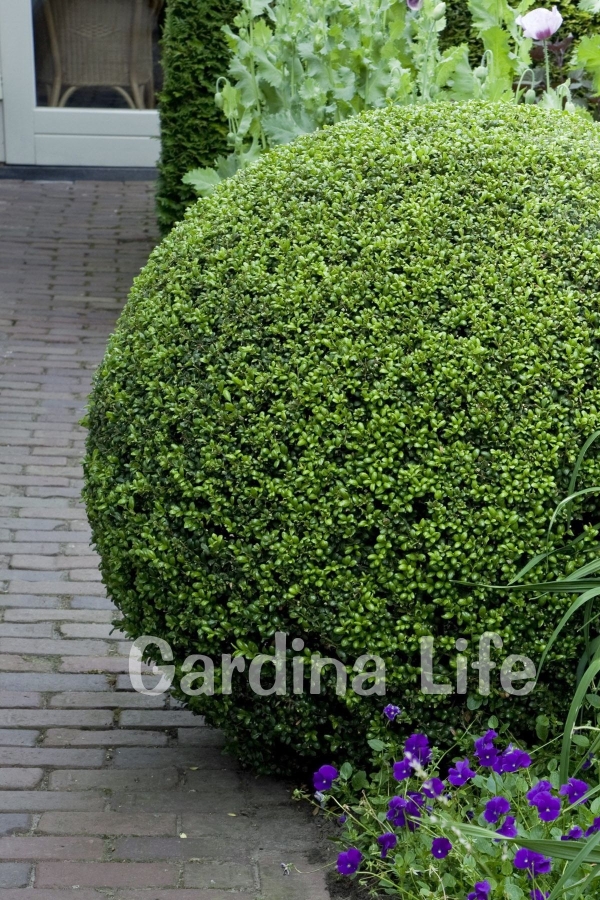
[496,580,600,593]
[546,828,600,900]
[567,430,600,502]
[579,864,600,896]
[516,837,600,863]
[536,586,600,682]
[572,730,600,779]
[437,817,600,863]
[584,596,595,672]
[547,488,600,550]
[561,658,600,783]
[506,533,597,586]
[565,559,600,581]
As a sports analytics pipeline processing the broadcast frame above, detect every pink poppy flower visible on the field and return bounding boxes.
[516,6,562,40]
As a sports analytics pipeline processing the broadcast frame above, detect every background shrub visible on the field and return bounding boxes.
[157,0,240,233]
[87,102,600,774]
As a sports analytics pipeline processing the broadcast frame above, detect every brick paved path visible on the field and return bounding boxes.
[0,180,333,900]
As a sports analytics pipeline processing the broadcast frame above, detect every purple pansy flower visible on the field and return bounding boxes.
[586,817,600,837]
[531,791,561,822]
[404,733,431,766]
[526,780,553,805]
[407,791,425,812]
[387,796,408,827]
[477,745,499,767]
[404,791,424,830]
[393,758,412,782]
[422,777,445,798]
[383,704,401,721]
[448,758,475,787]
[313,765,338,791]
[491,752,510,774]
[514,848,552,877]
[493,747,532,774]
[530,891,550,900]
[559,778,589,805]
[561,825,584,841]
[517,750,533,769]
[474,730,497,757]
[431,837,452,859]
[583,753,595,770]
[496,815,518,838]
[473,730,498,765]
[337,815,347,824]
[467,880,491,900]
[483,796,511,824]
[474,728,498,766]
[336,847,362,875]
[377,832,397,859]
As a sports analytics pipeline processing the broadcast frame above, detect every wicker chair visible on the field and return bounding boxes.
[37,0,163,109]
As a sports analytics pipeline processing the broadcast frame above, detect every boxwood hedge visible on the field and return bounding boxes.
[86,102,600,774]
[157,0,240,233]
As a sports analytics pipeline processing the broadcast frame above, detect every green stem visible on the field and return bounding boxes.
[515,67,535,104]
[248,14,268,151]
[419,20,435,103]
[543,41,551,94]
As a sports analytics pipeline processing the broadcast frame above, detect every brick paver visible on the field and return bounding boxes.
[0,181,334,899]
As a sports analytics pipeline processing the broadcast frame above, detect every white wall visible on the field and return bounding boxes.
[0,102,5,162]
[0,29,4,162]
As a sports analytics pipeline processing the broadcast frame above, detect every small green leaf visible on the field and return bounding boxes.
[536,714,550,741]
[579,0,600,13]
[572,34,600,95]
[368,739,386,752]
[182,167,222,197]
[504,882,525,900]
[340,761,353,780]
[352,770,368,790]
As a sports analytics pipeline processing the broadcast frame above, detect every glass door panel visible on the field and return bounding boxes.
[0,0,162,166]
[32,0,163,109]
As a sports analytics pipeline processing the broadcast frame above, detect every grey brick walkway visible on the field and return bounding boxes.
[0,180,332,900]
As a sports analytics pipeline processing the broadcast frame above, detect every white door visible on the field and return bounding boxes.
[0,0,160,167]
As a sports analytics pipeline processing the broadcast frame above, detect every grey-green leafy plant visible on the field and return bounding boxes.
[183,0,587,196]
[572,0,600,96]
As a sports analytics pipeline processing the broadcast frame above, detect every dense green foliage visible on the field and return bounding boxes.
[157,0,239,232]
[86,102,600,774]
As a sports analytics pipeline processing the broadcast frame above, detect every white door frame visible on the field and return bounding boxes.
[0,0,160,167]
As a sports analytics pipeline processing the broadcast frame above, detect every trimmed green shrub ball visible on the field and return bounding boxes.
[85,102,600,774]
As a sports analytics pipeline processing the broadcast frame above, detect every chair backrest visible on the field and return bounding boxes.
[45,0,154,87]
